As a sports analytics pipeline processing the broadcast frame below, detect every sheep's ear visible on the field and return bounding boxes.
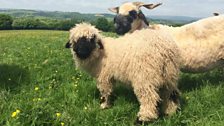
[213,13,219,16]
[133,2,162,10]
[108,7,119,13]
[142,3,162,10]
[65,40,71,48]
[133,2,145,8]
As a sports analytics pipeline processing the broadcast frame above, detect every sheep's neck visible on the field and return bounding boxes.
[130,20,148,33]
[78,53,104,78]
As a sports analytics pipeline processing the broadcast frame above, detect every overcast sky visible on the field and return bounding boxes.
[0,0,223,17]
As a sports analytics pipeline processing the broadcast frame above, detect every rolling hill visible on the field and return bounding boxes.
[0,8,199,24]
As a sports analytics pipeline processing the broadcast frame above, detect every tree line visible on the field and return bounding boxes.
[0,14,115,32]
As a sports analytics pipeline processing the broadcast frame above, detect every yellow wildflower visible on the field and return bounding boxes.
[84,107,88,110]
[33,98,41,102]
[11,109,21,118]
[16,109,21,113]
[11,112,17,118]
[56,112,61,117]
[186,96,189,100]
[34,87,39,91]
[61,122,65,126]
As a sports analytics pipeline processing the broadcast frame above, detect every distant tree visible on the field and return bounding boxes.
[35,19,48,29]
[95,17,111,32]
[108,20,115,32]
[0,14,13,30]
[11,17,89,30]
[55,19,79,30]
[12,18,48,29]
[12,18,35,29]
[12,18,26,29]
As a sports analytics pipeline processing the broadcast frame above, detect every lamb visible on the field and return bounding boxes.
[109,2,224,73]
[65,23,181,123]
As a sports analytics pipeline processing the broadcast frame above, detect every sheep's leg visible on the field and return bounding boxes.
[97,77,113,109]
[166,90,180,115]
[133,84,160,122]
[160,87,180,116]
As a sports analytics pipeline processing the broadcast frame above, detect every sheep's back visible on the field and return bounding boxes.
[173,16,224,72]
[103,29,180,85]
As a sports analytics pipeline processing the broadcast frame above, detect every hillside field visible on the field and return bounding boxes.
[0,30,223,126]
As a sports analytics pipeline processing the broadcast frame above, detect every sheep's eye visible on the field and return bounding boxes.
[90,35,96,43]
[129,10,137,19]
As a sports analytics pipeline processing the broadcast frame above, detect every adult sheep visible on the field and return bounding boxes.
[109,1,224,73]
[65,23,181,123]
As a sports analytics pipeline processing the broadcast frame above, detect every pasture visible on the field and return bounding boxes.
[0,30,223,126]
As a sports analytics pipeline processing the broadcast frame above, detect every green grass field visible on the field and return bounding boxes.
[0,30,223,126]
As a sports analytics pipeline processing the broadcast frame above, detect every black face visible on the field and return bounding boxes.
[73,36,96,60]
[114,10,138,35]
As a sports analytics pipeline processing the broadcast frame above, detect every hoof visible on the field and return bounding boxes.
[134,117,154,126]
[100,102,111,109]
[134,117,143,126]
[100,96,106,104]
[100,96,112,109]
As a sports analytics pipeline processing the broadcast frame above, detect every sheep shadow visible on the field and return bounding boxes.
[178,68,224,112]
[112,83,138,104]
[178,68,224,93]
[0,64,30,92]
[93,82,185,120]
[93,82,138,105]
